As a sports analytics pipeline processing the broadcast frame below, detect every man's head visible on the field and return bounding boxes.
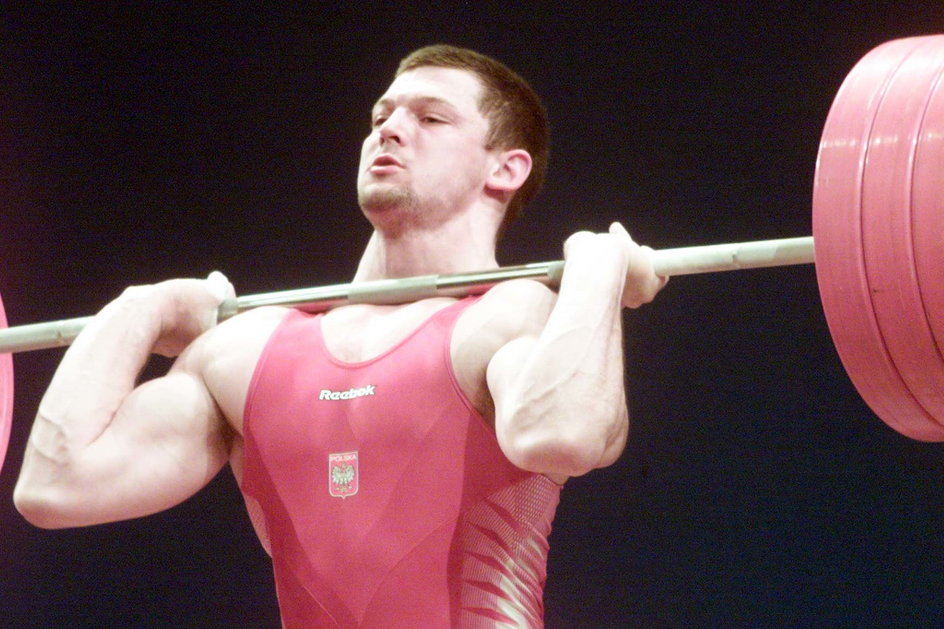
[394,45,549,234]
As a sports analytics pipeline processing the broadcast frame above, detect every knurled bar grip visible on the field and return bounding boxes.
[0,236,813,354]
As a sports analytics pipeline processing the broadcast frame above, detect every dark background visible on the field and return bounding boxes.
[2,3,944,627]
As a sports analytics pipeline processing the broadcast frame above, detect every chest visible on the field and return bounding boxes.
[320,298,493,419]
[246,304,478,459]
[320,299,457,363]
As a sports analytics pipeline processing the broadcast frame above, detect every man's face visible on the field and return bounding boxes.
[357,66,494,228]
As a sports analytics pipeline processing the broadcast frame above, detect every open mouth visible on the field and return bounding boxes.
[374,153,403,166]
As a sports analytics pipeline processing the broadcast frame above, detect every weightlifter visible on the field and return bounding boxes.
[14,45,666,627]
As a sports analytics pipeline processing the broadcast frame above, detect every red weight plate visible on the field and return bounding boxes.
[862,37,944,429]
[912,38,944,378]
[813,36,944,441]
[0,292,12,476]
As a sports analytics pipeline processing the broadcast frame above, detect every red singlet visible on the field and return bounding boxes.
[241,298,561,628]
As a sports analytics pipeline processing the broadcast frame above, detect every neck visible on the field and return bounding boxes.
[353,212,500,281]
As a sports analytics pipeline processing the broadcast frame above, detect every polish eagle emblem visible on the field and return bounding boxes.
[332,464,355,489]
[328,451,359,498]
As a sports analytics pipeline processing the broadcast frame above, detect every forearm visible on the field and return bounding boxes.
[33,288,163,451]
[495,243,630,476]
[12,289,165,524]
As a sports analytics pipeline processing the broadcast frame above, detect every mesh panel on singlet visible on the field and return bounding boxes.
[457,475,560,627]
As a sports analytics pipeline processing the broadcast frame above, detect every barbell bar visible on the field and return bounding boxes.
[0,236,815,355]
[0,34,943,477]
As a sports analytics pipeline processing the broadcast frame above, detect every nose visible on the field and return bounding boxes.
[377,108,408,145]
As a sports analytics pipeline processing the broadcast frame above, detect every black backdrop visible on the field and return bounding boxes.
[3,4,944,627]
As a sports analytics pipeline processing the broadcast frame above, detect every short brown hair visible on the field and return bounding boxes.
[397,44,550,235]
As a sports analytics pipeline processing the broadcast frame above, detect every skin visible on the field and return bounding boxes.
[13,66,666,529]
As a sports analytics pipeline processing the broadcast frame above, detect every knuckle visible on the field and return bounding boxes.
[564,230,595,246]
[119,284,153,303]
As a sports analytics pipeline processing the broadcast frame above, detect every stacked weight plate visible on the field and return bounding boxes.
[814,35,944,440]
[0,294,12,475]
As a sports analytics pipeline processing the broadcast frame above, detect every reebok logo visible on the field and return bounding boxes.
[319,385,376,401]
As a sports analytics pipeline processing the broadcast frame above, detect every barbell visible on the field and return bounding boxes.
[0,35,942,476]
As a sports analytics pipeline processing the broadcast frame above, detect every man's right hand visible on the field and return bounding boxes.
[140,271,235,357]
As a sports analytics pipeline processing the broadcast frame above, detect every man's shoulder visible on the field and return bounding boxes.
[181,305,292,387]
[453,280,557,368]
[208,306,292,348]
[463,279,557,336]
[181,306,293,433]
[450,280,557,416]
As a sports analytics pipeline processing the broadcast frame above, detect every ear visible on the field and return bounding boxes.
[485,149,532,194]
